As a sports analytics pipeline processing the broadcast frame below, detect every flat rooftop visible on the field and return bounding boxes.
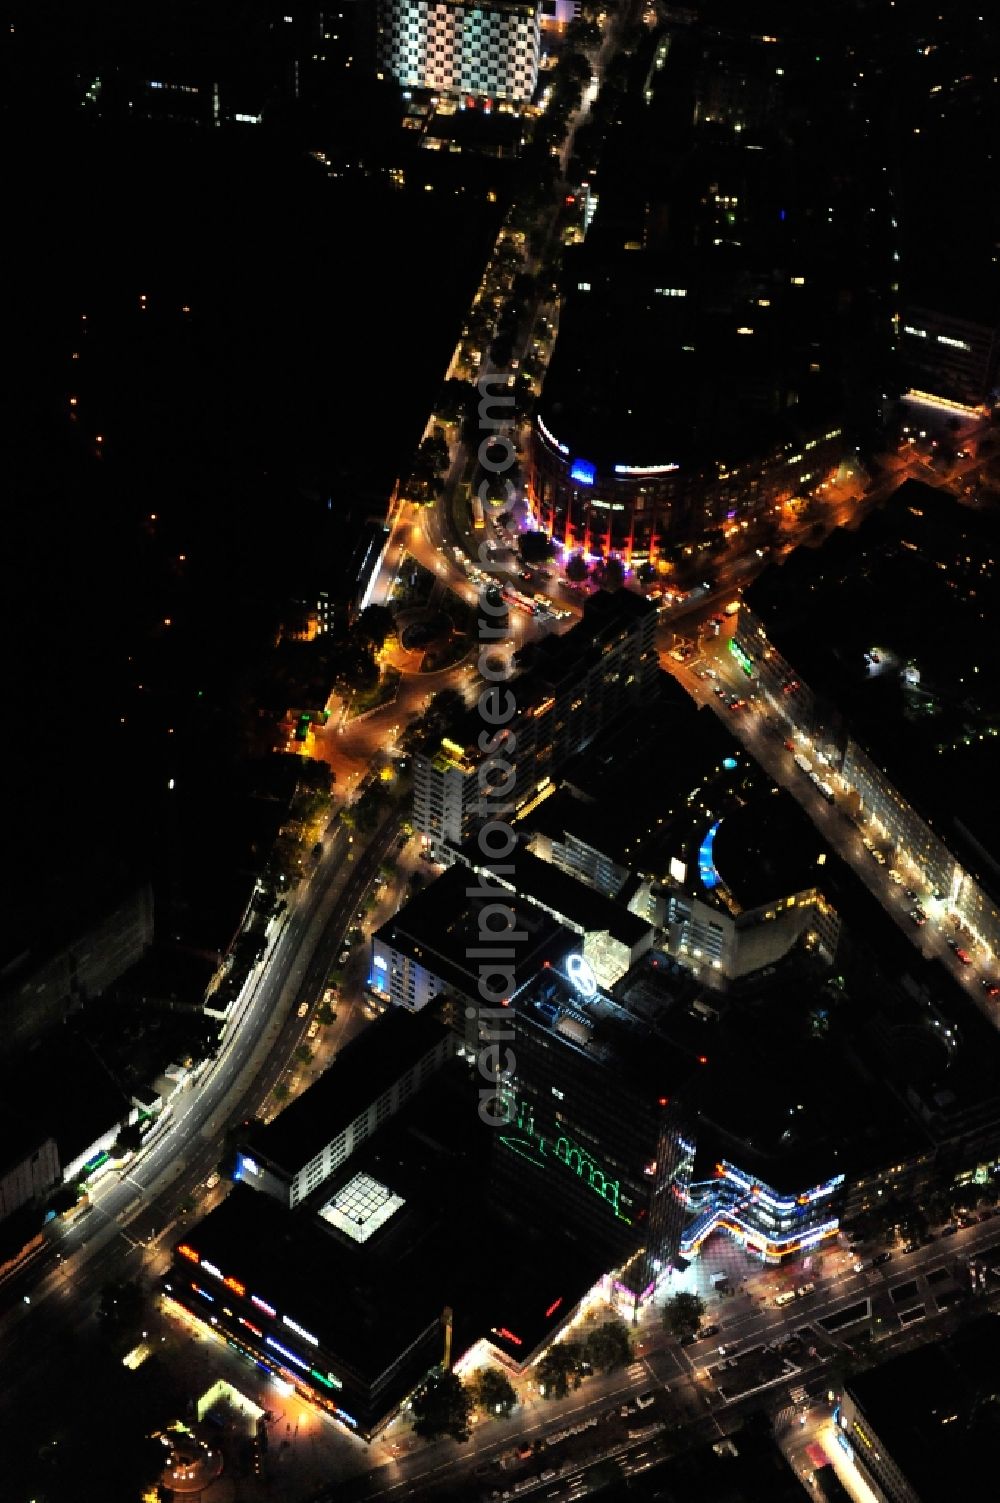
[746,481,1000,879]
[176,1063,606,1375]
[437,589,656,752]
[516,961,707,1102]
[525,675,741,874]
[846,1315,1000,1503]
[457,843,652,949]
[708,786,838,911]
[375,863,573,992]
[687,965,932,1193]
[246,1007,451,1175]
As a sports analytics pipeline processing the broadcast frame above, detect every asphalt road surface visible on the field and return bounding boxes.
[0,812,402,1413]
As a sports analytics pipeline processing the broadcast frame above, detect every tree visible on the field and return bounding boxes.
[583,1318,632,1373]
[435,378,477,424]
[562,50,593,84]
[353,604,394,650]
[565,552,590,584]
[294,1044,313,1065]
[338,641,378,691]
[663,1291,705,1341]
[472,1367,518,1417]
[316,1000,336,1025]
[518,530,554,564]
[411,1371,473,1442]
[113,1123,142,1157]
[490,332,514,368]
[402,686,468,753]
[536,1340,582,1399]
[601,556,625,590]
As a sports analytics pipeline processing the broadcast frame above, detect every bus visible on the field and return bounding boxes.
[502,586,537,615]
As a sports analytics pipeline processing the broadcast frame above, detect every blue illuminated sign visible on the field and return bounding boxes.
[698,820,722,889]
[570,458,596,486]
[723,757,737,770]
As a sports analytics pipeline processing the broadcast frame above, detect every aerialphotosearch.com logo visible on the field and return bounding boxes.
[468,371,523,1129]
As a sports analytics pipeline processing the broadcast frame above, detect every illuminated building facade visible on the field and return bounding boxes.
[168,1063,611,1437]
[839,1319,1000,1503]
[376,0,541,104]
[412,591,657,850]
[168,1187,438,1438]
[235,1009,453,1208]
[735,487,1000,957]
[369,862,572,1019]
[529,413,846,564]
[497,961,696,1307]
[681,1160,844,1265]
[899,305,998,411]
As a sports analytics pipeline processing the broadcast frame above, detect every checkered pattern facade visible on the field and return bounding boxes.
[379,0,541,102]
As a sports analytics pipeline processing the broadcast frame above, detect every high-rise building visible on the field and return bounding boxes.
[377,0,541,104]
[495,961,696,1306]
[412,590,658,851]
[900,305,998,412]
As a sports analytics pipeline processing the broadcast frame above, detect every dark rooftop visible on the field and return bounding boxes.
[526,674,741,875]
[709,786,838,911]
[0,1031,132,1170]
[588,1425,804,1502]
[688,965,932,1193]
[247,1007,451,1174]
[846,1315,1000,1503]
[178,1062,606,1375]
[457,843,652,949]
[376,863,574,994]
[745,481,1000,879]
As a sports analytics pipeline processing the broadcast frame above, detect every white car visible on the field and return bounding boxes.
[297,1002,309,1018]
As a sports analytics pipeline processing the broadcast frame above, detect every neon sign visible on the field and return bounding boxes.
[494,1327,523,1346]
[570,458,596,486]
[499,1094,632,1224]
[265,1336,310,1373]
[283,1315,319,1346]
[565,953,597,998]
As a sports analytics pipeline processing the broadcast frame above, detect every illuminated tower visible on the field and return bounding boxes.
[493,961,695,1308]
